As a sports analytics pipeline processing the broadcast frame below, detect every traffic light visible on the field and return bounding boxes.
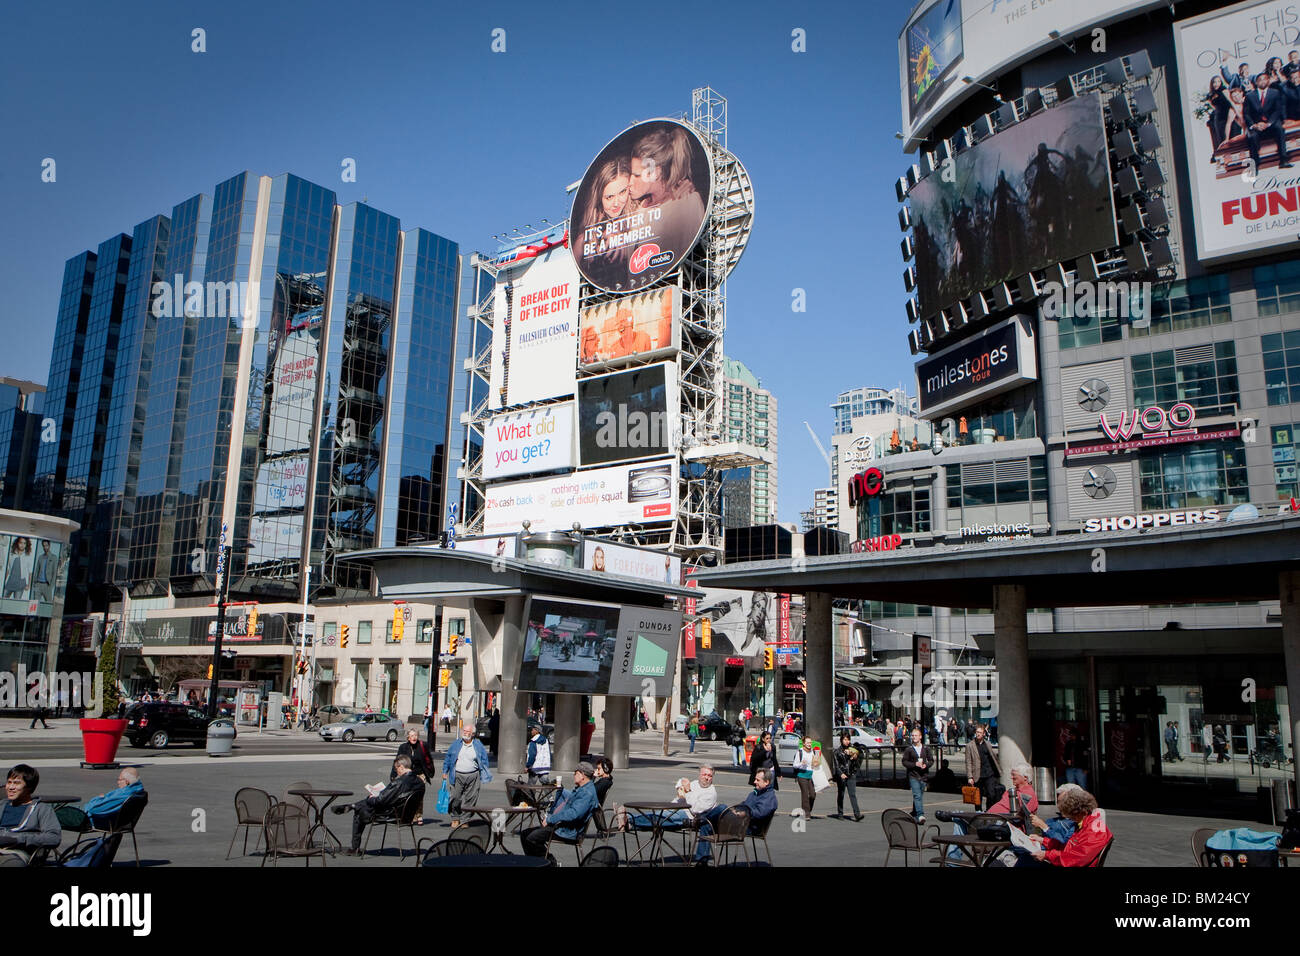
[763,647,774,670]
[392,606,404,642]
[449,634,459,656]
[207,664,213,679]
[700,618,712,650]
[340,624,349,648]
[247,604,258,635]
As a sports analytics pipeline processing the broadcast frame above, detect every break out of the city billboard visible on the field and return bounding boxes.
[489,246,579,410]
[571,119,712,293]
[909,93,1117,319]
[577,362,677,467]
[1174,0,1300,262]
[915,314,1037,418]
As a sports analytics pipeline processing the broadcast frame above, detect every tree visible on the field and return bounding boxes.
[153,657,207,695]
[97,629,121,718]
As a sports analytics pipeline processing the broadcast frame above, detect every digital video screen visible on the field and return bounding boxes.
[517,597,620,694]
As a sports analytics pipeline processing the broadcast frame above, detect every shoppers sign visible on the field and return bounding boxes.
[1066,401,1241,457]
[1083,508,1222,532]
[1174,0,1300,262]
[915,315,1037,418]
[482,403,576,480]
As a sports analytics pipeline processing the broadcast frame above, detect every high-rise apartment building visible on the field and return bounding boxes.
[831,386,916,436]
[723,357,777,525]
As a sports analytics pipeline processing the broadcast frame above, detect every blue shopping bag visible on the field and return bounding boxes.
[435,779,450,815]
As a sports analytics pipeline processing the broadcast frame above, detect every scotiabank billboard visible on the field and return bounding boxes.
[915,315,1037,418]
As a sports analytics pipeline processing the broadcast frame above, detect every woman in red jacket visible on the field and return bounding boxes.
[1029,788,1113,866]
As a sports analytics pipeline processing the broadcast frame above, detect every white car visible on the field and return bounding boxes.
[834,725,892,752]
[320,713,405,742]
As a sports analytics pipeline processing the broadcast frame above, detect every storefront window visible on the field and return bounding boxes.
[1262,330,1300,407]
[1057,300,1123,349]
[1138,440,1248,511]
[878,486,931,535]
[1271,423,1299,499]
[1133,275,1232,337]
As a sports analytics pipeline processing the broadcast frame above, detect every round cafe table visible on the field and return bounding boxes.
[623,801,692,866]
[287,788,353,852]
[38,795,83,807]
[461,805,545,853]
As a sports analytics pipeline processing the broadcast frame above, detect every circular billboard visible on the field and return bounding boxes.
[570,118,713,294]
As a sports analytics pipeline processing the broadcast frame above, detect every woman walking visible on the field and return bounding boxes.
[833,732,863,821]
[687,714,700,754]
[793,737,820,819]
[748,731,781,791]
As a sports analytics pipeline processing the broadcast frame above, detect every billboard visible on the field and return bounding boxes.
[915,314,1038,417]
[579,286,680,371]
[266,322,319,455]
[482,459,676,534]
[689,585,777,658]
[489,246,579,410]
[253,454,311,513]
[0,534,69,610]
[518,596,621,694]
[453,534,517,557]
[1174,0,1300,262]
[607,605,683,696]
[582,539,681,586]
[577,363,677,467]
[482,403,576,480]
[909,93,1117,318]
[247,516,302,564]
[898,0,1167,142]
[571,119,713,293]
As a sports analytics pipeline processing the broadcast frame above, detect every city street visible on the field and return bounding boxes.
[1,721,1254,867]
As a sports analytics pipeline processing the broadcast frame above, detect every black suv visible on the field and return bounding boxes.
[689,714,736,741]
[126,702,223,748]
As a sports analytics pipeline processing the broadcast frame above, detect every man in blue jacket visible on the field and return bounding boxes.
[82,768,144,826]
[441,724,492,828]
[692,768,778,865]
[519,762,598,858]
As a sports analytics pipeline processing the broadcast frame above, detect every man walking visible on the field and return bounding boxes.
[1163,721,1181,762]
[1202,723,1214,763]
[965,723,1002,808]
[441,724,492,828]
[1062,727,1089,787]
[902,728,931,823]
[526,724,551,784]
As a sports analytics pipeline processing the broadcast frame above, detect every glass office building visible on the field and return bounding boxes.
[39,172,463,621]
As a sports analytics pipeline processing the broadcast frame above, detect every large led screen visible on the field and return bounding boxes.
[579,286,680,371]
[518,597,621,694]
[571,119,712,293]
[577,363,675,466]
[909,93,1117,318]
[905,0,964,124]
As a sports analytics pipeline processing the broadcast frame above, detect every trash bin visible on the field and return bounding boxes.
[207,718,236,757]
[1034,766,1056,805]
[1272,779,1296,825]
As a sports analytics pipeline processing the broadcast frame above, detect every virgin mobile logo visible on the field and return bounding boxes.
[629,243,662,274]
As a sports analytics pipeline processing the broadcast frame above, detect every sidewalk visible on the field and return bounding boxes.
[0,716,310,742]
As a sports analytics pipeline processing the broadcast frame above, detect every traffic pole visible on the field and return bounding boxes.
[206,541,230,720]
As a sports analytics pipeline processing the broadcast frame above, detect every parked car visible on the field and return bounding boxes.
[125,702,230,749]
[313,705,356,723]
[834,724,891,755]
[319,712,405,742]
[691,714,735,741]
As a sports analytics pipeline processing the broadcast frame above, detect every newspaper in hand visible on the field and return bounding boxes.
[364,782,386,798]
[1008,824,1038,851]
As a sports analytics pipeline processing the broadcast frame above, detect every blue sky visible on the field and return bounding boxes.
[0,0,918,525]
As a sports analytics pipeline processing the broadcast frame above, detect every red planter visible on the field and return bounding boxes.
[580,721,596,756]
[79,718,128,768]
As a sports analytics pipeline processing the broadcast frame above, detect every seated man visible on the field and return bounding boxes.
[693,768,778,865]
[622,765,717,832]
[520,762,599,858]
[0,764,61,866]
[1023,787,1112,867]
[82,768,144,826]
[332,754,425,856]
[945,762,1037,860]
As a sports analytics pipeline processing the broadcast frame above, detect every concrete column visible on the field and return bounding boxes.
[552,693,582,773]
[496,596,527,776]
[993,583,1031,782]
[804,591,834,751]
[604,696,631,770]
[1281,571,1300,802]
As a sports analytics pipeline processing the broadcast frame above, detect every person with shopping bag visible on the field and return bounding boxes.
[902,728,932,824]
[792,737,823,820]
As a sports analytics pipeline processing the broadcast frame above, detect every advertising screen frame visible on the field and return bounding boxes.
[517,595,622,695]
[482,402,577,480]
[482,458,678,534]
[578,286,681,372]
[570,118,713,294]
[576,361,678,467]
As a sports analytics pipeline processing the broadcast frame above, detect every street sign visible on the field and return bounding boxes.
[299,621,316,637]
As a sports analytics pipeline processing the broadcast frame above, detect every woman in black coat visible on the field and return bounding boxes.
[747,730,781,790]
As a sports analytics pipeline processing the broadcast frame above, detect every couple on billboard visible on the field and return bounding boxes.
[1201,52,1300,173]
[576,121,708,292]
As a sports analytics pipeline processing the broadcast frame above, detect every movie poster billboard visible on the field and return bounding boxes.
[582,539,681,586]
[898,0,1165,143]
[1174,0,1300,262]
[909,93,1117,318]
[571,119,712,293]
[482,403,576,480]
[577,363,678,467]
[579,286,680,370]
[482,459,677,534]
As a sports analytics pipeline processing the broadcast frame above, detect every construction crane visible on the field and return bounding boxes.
[803,421,832,472]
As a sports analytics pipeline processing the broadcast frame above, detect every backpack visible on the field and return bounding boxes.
[62,834,121,868]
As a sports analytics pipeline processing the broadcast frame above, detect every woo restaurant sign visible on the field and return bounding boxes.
[1066,401,1240,458]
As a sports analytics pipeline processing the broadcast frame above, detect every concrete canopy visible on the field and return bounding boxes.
[689,515,1300,608]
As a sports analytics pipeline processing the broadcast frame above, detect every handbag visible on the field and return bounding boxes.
[962,785,981,805]
[435,779,451,815]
